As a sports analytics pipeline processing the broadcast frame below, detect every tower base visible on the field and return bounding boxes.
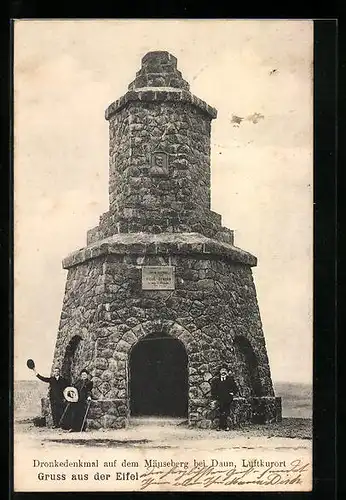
[41,396,282,429]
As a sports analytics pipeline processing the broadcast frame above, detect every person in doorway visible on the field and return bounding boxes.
[33,366,68,427]
[211,366,239,431]
[66,369,93,432]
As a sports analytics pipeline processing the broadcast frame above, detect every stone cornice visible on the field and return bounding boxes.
[62,232,257,269]
[105,88,218,121]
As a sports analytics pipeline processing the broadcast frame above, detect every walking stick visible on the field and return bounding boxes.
[80,400,92,432]
[58,402,70,427]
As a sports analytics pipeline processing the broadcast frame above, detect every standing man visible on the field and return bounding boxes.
[33,366,68,428]
[211,366,239,431]
[66,369,93,432]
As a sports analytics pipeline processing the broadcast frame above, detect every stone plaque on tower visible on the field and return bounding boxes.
[142,266,175,290]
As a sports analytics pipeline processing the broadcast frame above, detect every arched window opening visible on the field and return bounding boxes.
[234,336,262,397]
[61,335,83,384]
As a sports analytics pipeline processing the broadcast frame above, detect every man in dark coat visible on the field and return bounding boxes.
[211,366,239,431]
[66,369,93,432]
[34,367,68,427]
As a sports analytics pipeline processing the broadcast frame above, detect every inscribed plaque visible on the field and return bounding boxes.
[142,266,175,290]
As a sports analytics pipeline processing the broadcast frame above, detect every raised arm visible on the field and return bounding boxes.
[35,373,51,383]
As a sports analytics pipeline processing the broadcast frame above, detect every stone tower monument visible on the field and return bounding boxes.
[46,51,281,429]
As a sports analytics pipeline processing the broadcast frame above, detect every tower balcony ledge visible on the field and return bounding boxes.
[105,88,217,121]
[62,232,257,269]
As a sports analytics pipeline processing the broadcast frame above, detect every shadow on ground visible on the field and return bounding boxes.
[237,418,312,439]
[15,417,312,445]
[47,438,151,447]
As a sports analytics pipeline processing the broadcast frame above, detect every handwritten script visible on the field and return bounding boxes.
[140,459,310,490]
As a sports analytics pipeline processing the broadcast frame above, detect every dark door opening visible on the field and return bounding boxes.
[129,336,188,417]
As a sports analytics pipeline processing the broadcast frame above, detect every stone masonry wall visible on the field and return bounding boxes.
[86,50,231,245]
[87,99,225,242]
[127,51,191,91]
[51,252,275,429]
[109,101,211,218]
[52,260,101,381]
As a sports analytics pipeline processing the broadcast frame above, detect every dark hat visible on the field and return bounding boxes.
[80,368,90,375]
[26,359,35,370]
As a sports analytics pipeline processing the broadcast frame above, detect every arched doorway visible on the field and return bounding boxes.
[129,334,188,417]
[61,335,83,384]
[234,336,263,397]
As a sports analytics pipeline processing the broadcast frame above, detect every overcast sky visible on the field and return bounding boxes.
[14,19,313,384]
